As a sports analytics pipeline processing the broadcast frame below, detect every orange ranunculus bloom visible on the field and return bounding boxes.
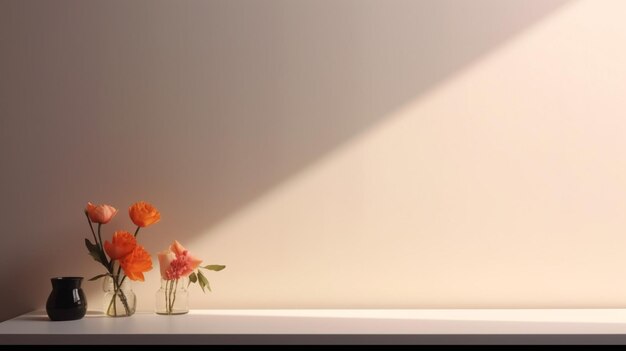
[120,245,153,281]
[104,231,137,260]
[86,202,118,224]
[129,201,161,227]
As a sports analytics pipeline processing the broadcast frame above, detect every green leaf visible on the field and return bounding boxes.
[85,238,103,265]
[188,272,198,287]
[197,271,206,292]
[197,270,211,292]
[201,265,226,272]
[88,273,110,281]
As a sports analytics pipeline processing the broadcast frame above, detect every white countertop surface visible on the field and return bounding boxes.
[3,309,626,344]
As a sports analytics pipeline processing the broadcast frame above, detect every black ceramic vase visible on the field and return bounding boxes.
[46,277,87,321]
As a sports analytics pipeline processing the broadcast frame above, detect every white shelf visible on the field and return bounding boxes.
[2,309,626,344]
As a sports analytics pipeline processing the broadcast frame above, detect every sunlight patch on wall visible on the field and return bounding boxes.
[188,0,626,308]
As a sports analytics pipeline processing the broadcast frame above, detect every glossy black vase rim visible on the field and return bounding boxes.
[50,277,84,289]
[51,277,83,281]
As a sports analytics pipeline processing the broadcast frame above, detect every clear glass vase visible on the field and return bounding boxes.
[103,275,136,317]
[155,277,189,315]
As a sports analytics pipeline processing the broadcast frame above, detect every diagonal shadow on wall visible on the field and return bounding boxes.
[0,0,573,321]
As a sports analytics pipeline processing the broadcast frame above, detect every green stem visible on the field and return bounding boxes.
[164,280,169,314]
[165,280,170,314]
[134,226,141,238]
[112,274,117,317]
[96,223,111,270]
[85,211,98,247]
[97,223,103,249]
[170,279,179,313]
[106,274,116,315]
[115,262,123,290]
[118,274,127,289]
[169,281,173,313]
[115,276,131,315]
[167,280,171,314]
[106,275,131,316]
[85,212,107,264]
[105,263,131,316]
[167,280,172,314]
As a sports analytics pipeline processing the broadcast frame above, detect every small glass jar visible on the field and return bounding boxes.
[103,276,136,317]
[155,277,189,315]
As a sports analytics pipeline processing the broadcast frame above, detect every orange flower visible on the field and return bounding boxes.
[129,201,161,227]
[86,202,118,224]
[104,231,137,260]
[120,245,153,281]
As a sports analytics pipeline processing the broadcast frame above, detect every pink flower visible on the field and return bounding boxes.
[157,240,203,280]
[157,250,176,280]
[169,240,188,256]
[85,202,118,224]
[170,240,202,276]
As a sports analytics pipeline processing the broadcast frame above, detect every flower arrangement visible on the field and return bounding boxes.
[157,240,225,315]
[84,201,160,317]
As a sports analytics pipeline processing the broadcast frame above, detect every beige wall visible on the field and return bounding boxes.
[5,0,625,322]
